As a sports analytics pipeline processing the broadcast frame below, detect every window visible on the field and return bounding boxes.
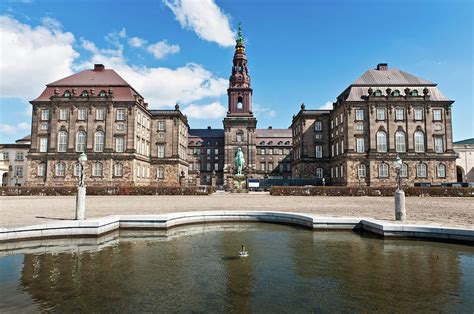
[92,163,103,177]
[316,168,323,178]
[116,109,126,121]
[1,152,8,160]
[115,137,124,152]
[260,148,265,155]
[158,121,166,131]
[15,151,24,160]
[114,163,123,177]
[41,109,49,121]
[260,163,265,171]
[268,148,273,155]
[335,117,338,126]
[376,108,386,120]
[414,131,425,152]
[95,108,105,120]
[331,144,334,157]
[206,163,211,171]
[414,108,423,121]
[78,108,87,120]
[268,163,274,171]
[395,108,404,121]
[236,133,243,142]
[14,165,23,177]
[214,163,219,171]
[315,145,322,158]
[376,131,387,152]
[206,148,211,155]
[99,90,107,97]
[57,131,68,152]
[357,164,366,178]
[434,137,444,153]
[416,163,427,178]
[94,131,105,152]
[341,140,344,154]
[335,167,339,178]
[157,167,164,179]
[400,163,408,178]
[214,148,219,155]
[287,163,291,172]
[374,90,382,97]
[410,90,418,96]
[434,123,442,131]
[356,123,364,131]
[340,165,344,177]
[39,138,48,152]
[157,144,165,158]
[40,123,48,131]
[59,109,69,120]
[437,164,446,178]
[379,163,389,178]
[340,113,344,124]
[355,109,364,121]
[237,96,243,110]
[81,90,89,97]
[395,131,406,153]
[73,163,81,177]
[37,163,46,177]
[76,131,86,152]
[117,123,125,131]
[356,138,365,153]
[55,162,65,176]
[336,142,339,156]
[392,90,400,97]
[315,121,322,131]
[331,120,334,129]
[433,109,442,121]
[315,133,322,139]
[64,90,71,97]
[194,148,201,155]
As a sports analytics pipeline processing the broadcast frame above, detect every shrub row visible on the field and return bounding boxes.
[0,185,212,196]
[270,186,474,197]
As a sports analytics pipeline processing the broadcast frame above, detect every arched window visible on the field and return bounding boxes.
[76,131,86,152]
[114,163,123,177]
[63,90,71,97]
[357,164,366,178]
[437,164,446,178]
[416,163,427,178]
[392,90,400,97]
[268,141,273,146]
[92,162,103,177]
[55,162,65,176]
[98,90,107,97]
[374,89,382,96]
[285,141,290,145]
[400,163,408,178]
[376,131,387,152]
[237,96,243,110]
[395,131,406,153]
[260,141,265,145]
[410,90,419,96]
[316,168,323,178]
[157,166,165,179]
[278,141,283,145]
[94,131,104,152]
[379,162,389,178]
[236,131,243,142]
[81,90,89,97]
[414,131,425,152]
[57,131,68,152]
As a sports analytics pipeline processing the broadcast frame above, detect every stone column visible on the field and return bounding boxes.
[395,189,406,221]
[76,186,86,220]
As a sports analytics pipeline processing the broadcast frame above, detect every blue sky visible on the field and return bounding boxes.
[0,0,472,143]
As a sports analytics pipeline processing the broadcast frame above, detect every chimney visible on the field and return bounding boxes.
[207,126,211,130]
[268,126,272,129]
[94,64,105,71]
[376,63,388,71]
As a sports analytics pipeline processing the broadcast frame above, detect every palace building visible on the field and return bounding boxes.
[25,29,455,187]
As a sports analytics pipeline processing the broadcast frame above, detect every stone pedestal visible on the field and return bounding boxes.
[76,186,86,220]
[395,189,406,221]
[211,174,217,189]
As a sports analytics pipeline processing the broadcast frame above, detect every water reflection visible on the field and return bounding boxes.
[0,224,472,312]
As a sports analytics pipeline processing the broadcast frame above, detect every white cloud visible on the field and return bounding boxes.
[253,103,276,118]
[0,15,78,100]
[147,40,180,59]
[128,36,147,48]
[182,102,226,119]
[163,0,235,47]
[318,101,333,110]
[0,122,30,135]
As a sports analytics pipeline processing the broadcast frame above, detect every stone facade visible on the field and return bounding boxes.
[453,138,474,182]
[0,136,30,186]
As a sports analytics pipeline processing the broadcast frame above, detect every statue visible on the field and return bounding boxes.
[234,147,245,175]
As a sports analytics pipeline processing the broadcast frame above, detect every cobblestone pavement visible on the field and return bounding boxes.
[0,193,472,228]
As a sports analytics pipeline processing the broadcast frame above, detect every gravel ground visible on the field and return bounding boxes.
[0,193,473,228]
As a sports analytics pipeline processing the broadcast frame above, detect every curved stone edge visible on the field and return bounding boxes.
[0,211,472,244]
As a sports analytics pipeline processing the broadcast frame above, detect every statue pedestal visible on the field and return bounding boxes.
[228,174,248,193]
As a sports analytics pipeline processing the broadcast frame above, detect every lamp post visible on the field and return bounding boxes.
[393,154,406,221]
[76,152,87,220]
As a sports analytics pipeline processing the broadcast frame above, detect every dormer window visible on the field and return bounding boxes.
[410,90,419,96]
[260,141,265,145]
[63,90,71,97]
[374,90,382,97]
[81,90,89,97]
[98,90,107,97]
[392,90,400,96]
[237,96,243,110]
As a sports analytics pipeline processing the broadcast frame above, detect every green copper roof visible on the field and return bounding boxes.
[454,138,474,145]
[236,22,244,45]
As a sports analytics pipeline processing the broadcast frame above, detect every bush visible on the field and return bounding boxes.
[269,186,474,197]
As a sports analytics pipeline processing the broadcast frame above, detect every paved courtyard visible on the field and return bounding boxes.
[1,193,473,229]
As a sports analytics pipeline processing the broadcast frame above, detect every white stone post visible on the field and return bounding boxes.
[395,189,406,221]
[75,153,87,220]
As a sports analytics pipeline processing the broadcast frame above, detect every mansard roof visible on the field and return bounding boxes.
[189,129,225,138]
[352,67,434,86]
[256,128,292,138]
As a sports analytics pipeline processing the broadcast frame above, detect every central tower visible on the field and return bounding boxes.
[223,24,257,184]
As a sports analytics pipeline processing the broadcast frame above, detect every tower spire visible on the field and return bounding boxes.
[236,22,244,46]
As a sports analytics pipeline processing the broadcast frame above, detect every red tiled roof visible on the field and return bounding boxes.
[47,69,131,87]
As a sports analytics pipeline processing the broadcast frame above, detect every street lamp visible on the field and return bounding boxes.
[76,152,87,220]
[393,154,406,221]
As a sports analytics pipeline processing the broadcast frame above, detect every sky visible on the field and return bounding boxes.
[0,0,472,143]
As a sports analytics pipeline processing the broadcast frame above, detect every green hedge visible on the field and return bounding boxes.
[0,186,212,196]
[270,186,474,197]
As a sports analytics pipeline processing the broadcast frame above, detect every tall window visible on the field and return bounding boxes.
[94,131,105,152]
[41,109,49,121]
[376,108,386,120]
[206,163,211,171]
[37,163,46,177]
[59,109,69,120]
[237,96,243,110]
[414,108,423,121]
[214,163,219,171]
[78,108,87,120]
[236,133,243,142]
[341,140,344,154]
[114,163,123,177]
[76,131,86,152]
[39,137,48,152]
[356,138,365,153]
[376,131,387,152]
[379,163,389,178]
[437,164,446,178]
[434,137,444,153]
[395,108,404,121]
[15,151,24,160]
[95,108,105,120]
[74,163,81,177]
[157,167,164,179]
[433,109,442,121]
[14,165,23,177]
[55,162,65,176]
[260,148,265,155]
[356,123,364,131]
[315,121,322,131]
[260,163,265,171]
[395,131,406,153]
[157,144,165,158]
[315,145,322,158]
[357,164,366,178]
[416,163,427,178]
[158,121,166,131]
[355,109,364,121]
[116,109,126,121]
[57,131,68,152]
[400,163,408,178]
[316,168,323,178]
[214,148,219,155]
[414,131,425,152]
[115,137,124,152]
[268,163,274,171]
[92,162,103,177]
[2,152,8,160]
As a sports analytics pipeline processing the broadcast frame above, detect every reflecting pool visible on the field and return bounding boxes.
[0,224,473,312]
